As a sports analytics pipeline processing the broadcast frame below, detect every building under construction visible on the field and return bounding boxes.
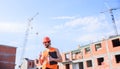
[28,35,120,69]
[59,35,120,69]
[0,45,16,69]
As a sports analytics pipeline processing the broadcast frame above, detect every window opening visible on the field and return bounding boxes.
[86,60,92,67]
[97,57,104,65]
[112,38,120,47]
[115,54,120,63]
[95,43,102,51]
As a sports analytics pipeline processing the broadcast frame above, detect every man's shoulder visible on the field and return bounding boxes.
[51,47,58,50]
[43,49,48,53]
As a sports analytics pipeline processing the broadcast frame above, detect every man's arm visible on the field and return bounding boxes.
[39,52,45,65]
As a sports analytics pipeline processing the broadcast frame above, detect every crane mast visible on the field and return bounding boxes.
[109,8,118,35]
[101,8,119,35]
[19,12,39,69]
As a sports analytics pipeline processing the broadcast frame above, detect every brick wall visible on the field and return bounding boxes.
[61,35,120,69]
[0,45,16,69]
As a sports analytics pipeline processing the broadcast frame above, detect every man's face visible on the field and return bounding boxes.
[43,41,51,48]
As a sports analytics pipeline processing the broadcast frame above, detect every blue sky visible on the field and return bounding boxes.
[0,0,120,69]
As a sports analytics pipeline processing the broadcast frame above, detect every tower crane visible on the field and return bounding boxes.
[101,2,120,35]
[101,8,119,35]
[19,12,39,69]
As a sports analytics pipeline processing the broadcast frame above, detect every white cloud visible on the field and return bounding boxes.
[7,41,20,46]
[65,18,83,27]
[0,22,25,33]
[53,15,108,31]
[50,14,119,44]
[44,14,120,46]
[75,33,108,44]
[76,34,99,42]
[52,16,76,20]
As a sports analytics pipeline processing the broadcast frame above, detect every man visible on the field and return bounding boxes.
[39,36,62,69]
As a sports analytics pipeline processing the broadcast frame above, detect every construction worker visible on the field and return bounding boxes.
[39,36,62,69]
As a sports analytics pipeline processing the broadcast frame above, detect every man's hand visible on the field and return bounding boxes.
[48,56,55,62]
[39,52,44,65]
[39,52,42,59]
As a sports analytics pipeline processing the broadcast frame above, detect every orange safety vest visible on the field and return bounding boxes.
[41,47,58,69]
